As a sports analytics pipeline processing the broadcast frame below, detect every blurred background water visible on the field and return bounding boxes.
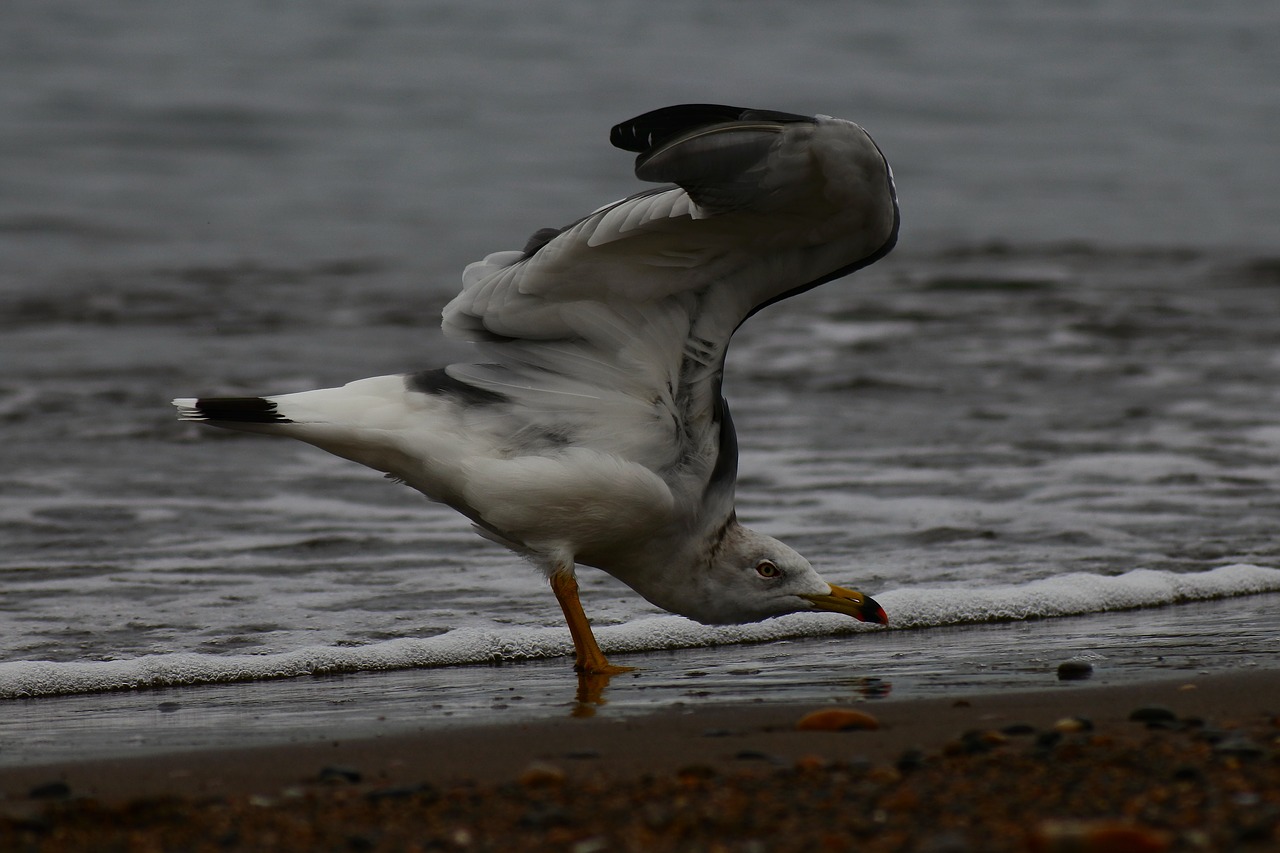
[2,0,1279,760]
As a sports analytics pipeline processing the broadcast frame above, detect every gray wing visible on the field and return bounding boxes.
[440,104,899,512]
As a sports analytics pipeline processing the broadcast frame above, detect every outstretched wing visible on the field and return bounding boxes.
[440,104,899,514]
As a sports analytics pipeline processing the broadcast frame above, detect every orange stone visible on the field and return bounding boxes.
[517,760,566,787]
[1030,819,1173,853]
[795,708,880,732]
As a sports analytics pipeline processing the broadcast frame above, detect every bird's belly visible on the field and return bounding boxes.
[459,447,677,567]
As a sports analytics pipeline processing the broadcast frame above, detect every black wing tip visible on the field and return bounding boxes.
[609,104,814,155]
[174,396,291,423]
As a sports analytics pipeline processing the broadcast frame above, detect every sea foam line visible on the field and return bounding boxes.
[3,564,1277,699]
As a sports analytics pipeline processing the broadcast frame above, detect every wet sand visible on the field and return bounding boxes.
[3,669,1277,850]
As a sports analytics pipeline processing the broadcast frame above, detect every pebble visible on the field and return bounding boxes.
[1128,706,1177,725]
[1034,731,1063,752]
[946,729,1008,756]
[1193,726,1230,745]
[1056,660,1094,681]
[1053,717,1094,734]
[317,765,362,785]
[517,761,566,787]
[896,748,927,773]
[1030,819,1173,853]
[517,803,573,829]
[793,754,830,772]
[795,708,880,732]
[866,764,903,785]
[28,781,71,801]
[1213,734,1265,759]
[570,837,609,853]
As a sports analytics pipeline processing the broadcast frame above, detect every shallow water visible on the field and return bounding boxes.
[2,1,1279,761]
[2,593,1276,767]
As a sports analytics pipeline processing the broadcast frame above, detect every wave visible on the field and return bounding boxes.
[4,564,1277,699]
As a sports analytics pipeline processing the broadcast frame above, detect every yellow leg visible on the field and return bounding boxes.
[549,571,634,675]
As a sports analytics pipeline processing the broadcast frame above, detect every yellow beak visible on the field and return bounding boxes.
[800,584,888,625]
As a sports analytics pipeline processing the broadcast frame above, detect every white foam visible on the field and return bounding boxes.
[3,564,1277,699]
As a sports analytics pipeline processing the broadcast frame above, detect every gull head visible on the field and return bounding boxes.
[659,522,888,627]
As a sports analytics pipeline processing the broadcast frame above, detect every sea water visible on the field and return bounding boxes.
[2,1,1279,763]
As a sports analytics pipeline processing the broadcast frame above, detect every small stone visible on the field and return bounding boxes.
[1053,717,1094,734]
[1128,706,1177,724]
[1231,791,1261,807]
[866,764,903,785]
[518,803,574,829]
[1034,731,1063,752]
[949,729,1008,755]
[518,761,566,787]
[571,838,609,853]
[158,701,181,713]
[1149,719,1180,731]
[317,765,362,785]
[1056,660,1094,681]
[28,781,71,801]
[896,748,926,773]
[1030,819,1172,853]
[1214,734,1265,759]
[1193,726,1229,745]
[795,708,880,732]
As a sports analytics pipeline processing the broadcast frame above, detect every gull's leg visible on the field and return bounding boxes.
[549,570,635,675]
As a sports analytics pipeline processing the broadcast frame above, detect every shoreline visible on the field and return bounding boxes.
[2,668,1278,850]
[4,668,1278,799]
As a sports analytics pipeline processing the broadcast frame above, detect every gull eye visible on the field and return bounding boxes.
[755,560,781,579]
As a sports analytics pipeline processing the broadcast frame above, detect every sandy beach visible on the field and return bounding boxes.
[3,668,1277,851]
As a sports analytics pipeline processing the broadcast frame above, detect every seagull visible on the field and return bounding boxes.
[175,103,899,675]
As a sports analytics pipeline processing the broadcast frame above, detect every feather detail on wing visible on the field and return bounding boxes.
[438,104,899,506]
